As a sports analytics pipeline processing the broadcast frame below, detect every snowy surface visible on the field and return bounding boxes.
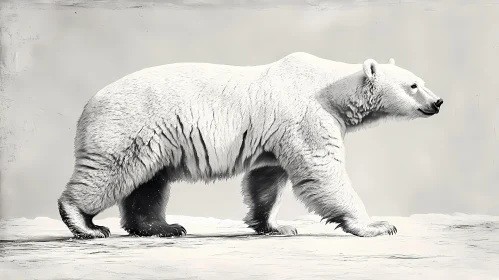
[1,214,499,280]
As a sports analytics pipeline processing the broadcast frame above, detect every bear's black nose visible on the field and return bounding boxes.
[434,99,444,108]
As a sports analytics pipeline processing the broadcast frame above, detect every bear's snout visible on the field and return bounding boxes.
[434,99,444,109]
[431,99,444,113]
[418,98,443,116]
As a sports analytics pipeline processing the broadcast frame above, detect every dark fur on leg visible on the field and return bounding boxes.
[119,168,186,237]
[242,165,297,235]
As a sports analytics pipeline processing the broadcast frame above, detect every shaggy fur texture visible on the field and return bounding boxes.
[58,52,442,239]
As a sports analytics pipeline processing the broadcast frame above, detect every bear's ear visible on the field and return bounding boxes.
[388,58,395,65]
[363,59,379,80]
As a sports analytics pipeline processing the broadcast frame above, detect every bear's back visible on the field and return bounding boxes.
[75,61,279,158]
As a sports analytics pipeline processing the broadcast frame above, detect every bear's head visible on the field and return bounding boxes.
[362,58,443,120]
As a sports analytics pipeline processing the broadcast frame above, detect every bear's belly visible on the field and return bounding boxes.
[162,134,280,183]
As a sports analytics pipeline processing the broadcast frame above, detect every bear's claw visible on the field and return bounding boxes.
[96,225,111,238]
[162,223,187,237]
[368,221,397,236]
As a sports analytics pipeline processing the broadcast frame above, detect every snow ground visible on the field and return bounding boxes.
[1,214,499,280]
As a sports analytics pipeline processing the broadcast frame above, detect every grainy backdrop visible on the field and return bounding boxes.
[0,0,498,220]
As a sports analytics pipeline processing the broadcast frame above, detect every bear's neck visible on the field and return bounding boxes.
[317,72,386,134]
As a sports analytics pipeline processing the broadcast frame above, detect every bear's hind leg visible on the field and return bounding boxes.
[242,166,297,236]
[58,197,111,239]
[119,169,186,237]
[58,181,113,239]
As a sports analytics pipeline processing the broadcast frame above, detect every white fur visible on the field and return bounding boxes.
[61,52,442,238]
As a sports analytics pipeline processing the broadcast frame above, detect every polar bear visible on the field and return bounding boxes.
[57,52,443,239]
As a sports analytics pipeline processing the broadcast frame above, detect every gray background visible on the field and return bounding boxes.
[1,0,498,221]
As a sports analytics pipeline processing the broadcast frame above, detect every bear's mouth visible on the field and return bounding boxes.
[418,108,437,116]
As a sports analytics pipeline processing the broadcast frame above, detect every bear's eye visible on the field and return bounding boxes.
[411,84,418,89]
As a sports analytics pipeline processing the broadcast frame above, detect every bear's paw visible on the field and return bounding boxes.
[72,225,111,239]
[127,223,187,238]
[258,225,298,236]
[339,220,397,237]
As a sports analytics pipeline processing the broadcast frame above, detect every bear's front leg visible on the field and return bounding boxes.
[291,159,396,237]
[275,119,397,237]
